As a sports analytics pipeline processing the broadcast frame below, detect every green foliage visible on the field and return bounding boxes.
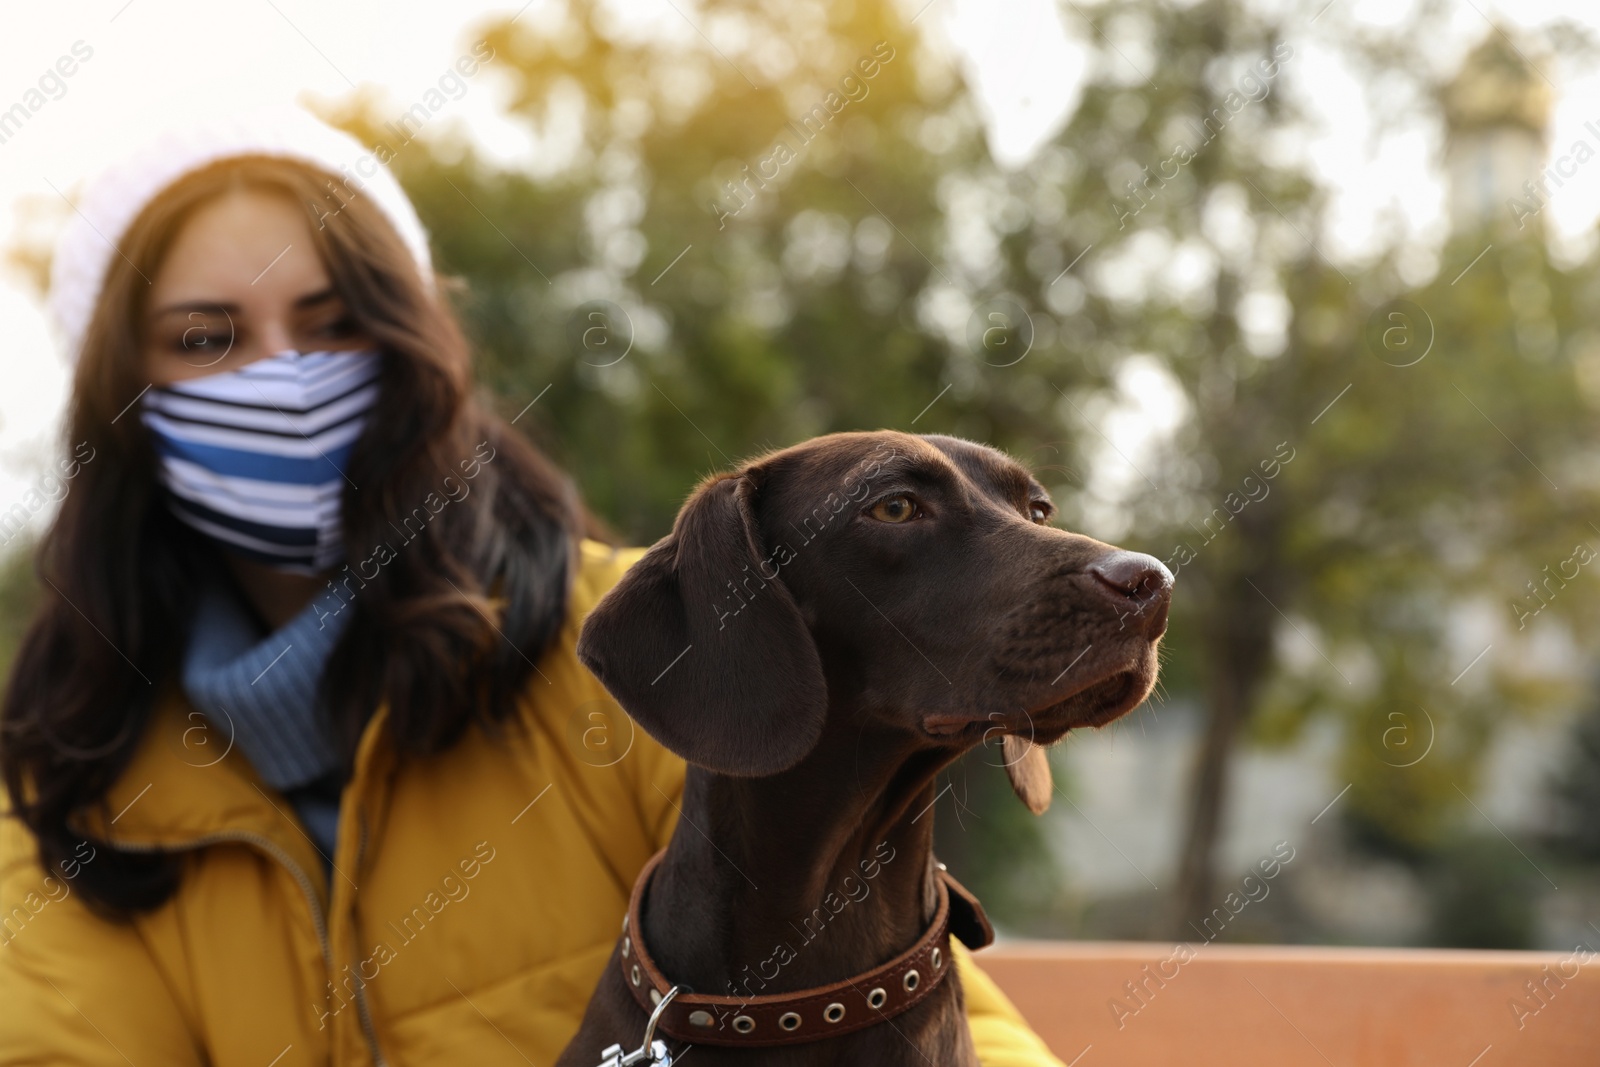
[325,0,1090,545]
[0,542,40,688]
[311,0,1600,932]
[0,0,1584,939]
[1423,833,1541,949]
[320,0,1095,928]
[1004,0,1599,909]
[1551,677,1600,860]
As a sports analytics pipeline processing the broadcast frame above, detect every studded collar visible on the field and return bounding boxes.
[617,848,994,1048]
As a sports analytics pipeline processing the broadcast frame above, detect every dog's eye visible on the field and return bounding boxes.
[868,495,919,523]
[1029,503,1051,524]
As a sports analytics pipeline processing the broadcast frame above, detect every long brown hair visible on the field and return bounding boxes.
[1,155,602,914]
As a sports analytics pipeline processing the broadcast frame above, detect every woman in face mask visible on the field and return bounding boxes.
[0,107,1061,1067]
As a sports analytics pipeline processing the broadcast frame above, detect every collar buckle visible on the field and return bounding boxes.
[593,985,679,1066]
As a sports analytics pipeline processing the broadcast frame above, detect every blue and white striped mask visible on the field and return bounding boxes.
[140,349,382,575]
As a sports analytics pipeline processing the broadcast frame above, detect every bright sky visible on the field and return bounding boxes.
[2,0,1598,533]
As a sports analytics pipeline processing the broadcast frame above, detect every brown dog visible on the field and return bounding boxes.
[559,431,1170,1065]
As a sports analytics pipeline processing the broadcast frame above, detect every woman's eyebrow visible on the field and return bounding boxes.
[293,287,339,309]
[149,300,238,318]
[148,288,339,320]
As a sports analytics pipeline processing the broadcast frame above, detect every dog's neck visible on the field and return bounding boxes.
[641,712,965,997]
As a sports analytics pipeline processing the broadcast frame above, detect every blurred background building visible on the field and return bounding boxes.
[1443,28,1553,232]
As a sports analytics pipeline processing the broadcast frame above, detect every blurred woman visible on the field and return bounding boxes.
[0,106,1062,1065]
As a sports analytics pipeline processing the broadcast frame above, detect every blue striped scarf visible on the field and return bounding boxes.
[181,573,354,867]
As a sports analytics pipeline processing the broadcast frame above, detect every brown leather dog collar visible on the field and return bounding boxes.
[617,849,994,1048]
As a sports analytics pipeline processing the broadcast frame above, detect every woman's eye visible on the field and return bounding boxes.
[312,316,361,339]
[170,313,235,355]
[172,332,229,353]
[869,495,918,523]
[1029,503,1050,524]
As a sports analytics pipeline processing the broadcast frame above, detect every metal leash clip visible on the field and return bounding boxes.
[593,986,679,1067]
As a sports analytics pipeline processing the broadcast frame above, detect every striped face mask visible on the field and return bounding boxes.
[140,349,382,575]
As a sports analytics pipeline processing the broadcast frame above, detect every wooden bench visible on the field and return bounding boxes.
[982,940,1599,1066]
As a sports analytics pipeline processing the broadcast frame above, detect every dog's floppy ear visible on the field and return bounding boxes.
[1003,736,1052,814]
[577,472,828,776]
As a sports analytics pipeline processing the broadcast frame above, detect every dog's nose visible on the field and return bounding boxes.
[1087,551,1173,636]
[1088,551,1172,599]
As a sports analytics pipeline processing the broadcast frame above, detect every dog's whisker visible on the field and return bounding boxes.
[947,796,972,831]
[949,769,982,832]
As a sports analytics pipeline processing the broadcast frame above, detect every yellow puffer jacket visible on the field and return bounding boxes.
[0,539,1065,1066]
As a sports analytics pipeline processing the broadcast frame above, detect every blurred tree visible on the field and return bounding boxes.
[321,0,1092,539]
[987,0,1600,933]
[317,0,1098,920]
[0,542,40,686]
[1423,833,1539,949]
[1551,673,1600,860]
[311,0,1600,935]
[5,0,1593,943]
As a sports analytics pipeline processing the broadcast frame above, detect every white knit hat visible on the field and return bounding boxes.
[47,104,434,363]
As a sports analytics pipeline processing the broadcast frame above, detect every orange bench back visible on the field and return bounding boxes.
[982,940,1599,1066]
